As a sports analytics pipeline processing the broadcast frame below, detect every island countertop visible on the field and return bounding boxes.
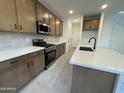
[70,46,124,75]
[0,46,45,63]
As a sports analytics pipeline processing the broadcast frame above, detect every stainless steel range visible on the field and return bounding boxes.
[32,39,56,69]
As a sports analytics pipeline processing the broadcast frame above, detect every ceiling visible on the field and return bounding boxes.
[40,0,124,20]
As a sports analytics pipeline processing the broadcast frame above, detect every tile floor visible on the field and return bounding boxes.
[18,48,75,93]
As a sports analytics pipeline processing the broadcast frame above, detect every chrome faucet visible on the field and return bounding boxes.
[88,37,96,50]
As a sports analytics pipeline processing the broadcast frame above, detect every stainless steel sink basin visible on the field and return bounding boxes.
[79,46,94,52]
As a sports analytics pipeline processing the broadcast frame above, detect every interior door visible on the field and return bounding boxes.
[15,0,36,33]
[0,0,18,32]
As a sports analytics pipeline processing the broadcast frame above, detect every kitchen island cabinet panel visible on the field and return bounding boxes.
[71,65,117,93]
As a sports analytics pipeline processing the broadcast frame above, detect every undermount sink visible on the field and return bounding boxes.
[79,46,94,52]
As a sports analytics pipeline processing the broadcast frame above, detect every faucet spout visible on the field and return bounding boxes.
[88,37,96,50]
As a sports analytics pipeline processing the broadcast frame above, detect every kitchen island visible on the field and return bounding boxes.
[69,46,124,93]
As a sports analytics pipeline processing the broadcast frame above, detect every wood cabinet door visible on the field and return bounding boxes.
[50,13,56,36]
[0,0,18,32]
[55,18,60,36]
[29,51,45,78]
[59,20,63,36]
[0,60,19,93]
[37,2,50,25]
[17,56,30,88]
[90,19,100,30]
[83,20,91,30]
[61,43,66,55]
[15,0,36,33]
[60,43,65,56]
[56,45,61,58]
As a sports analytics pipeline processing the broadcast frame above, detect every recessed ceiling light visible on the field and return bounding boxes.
[119,11,124,14]
[69,10,74,14]
[73,19,78,23]
[101,4,108,10]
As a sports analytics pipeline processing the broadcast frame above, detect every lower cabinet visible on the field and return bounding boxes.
[56,43,66,58]
[0,50,45,93]
[16,56,30,88]
[29,51,45,78]
[0,59,19,93]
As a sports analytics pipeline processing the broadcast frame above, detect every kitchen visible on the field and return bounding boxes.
[0,0,124,93]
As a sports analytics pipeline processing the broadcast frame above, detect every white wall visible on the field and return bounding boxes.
[110,14,124,54]
[80,31,98,46]
[98,12,117,48]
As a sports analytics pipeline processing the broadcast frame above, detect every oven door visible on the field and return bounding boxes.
[45,50,56,67]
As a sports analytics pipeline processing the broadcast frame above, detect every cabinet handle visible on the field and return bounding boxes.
[27,63,30,68]
[14,24,17,30]
[31,61,34,66]
[19,25,22,30]
[10,60,18,64]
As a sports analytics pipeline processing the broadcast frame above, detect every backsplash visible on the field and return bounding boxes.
[80,31,98,45]
[0,32,60,51]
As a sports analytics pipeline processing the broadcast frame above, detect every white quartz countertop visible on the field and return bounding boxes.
[0,46,45,62]
[70,46,124,75]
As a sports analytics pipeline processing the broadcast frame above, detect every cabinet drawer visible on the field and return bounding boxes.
[29,51,43,58]
[0,58,19,71]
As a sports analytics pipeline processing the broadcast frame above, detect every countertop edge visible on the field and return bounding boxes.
[0,46,45,63]
[69,60,123,75]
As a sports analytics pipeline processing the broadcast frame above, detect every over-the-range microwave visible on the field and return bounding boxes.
[37,21,51,35]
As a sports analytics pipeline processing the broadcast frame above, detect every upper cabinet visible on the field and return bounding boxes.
[59,20,63,36]
[0,0,36,33]
[36,1,63,36]
[0,0,63,35]
[0,0,18,32]
[83,15,101,31]
[55,17,60,36]
[55,18,63,36]
[50,13,56,36]
[16,0,36,33]
[36,2,50,25]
